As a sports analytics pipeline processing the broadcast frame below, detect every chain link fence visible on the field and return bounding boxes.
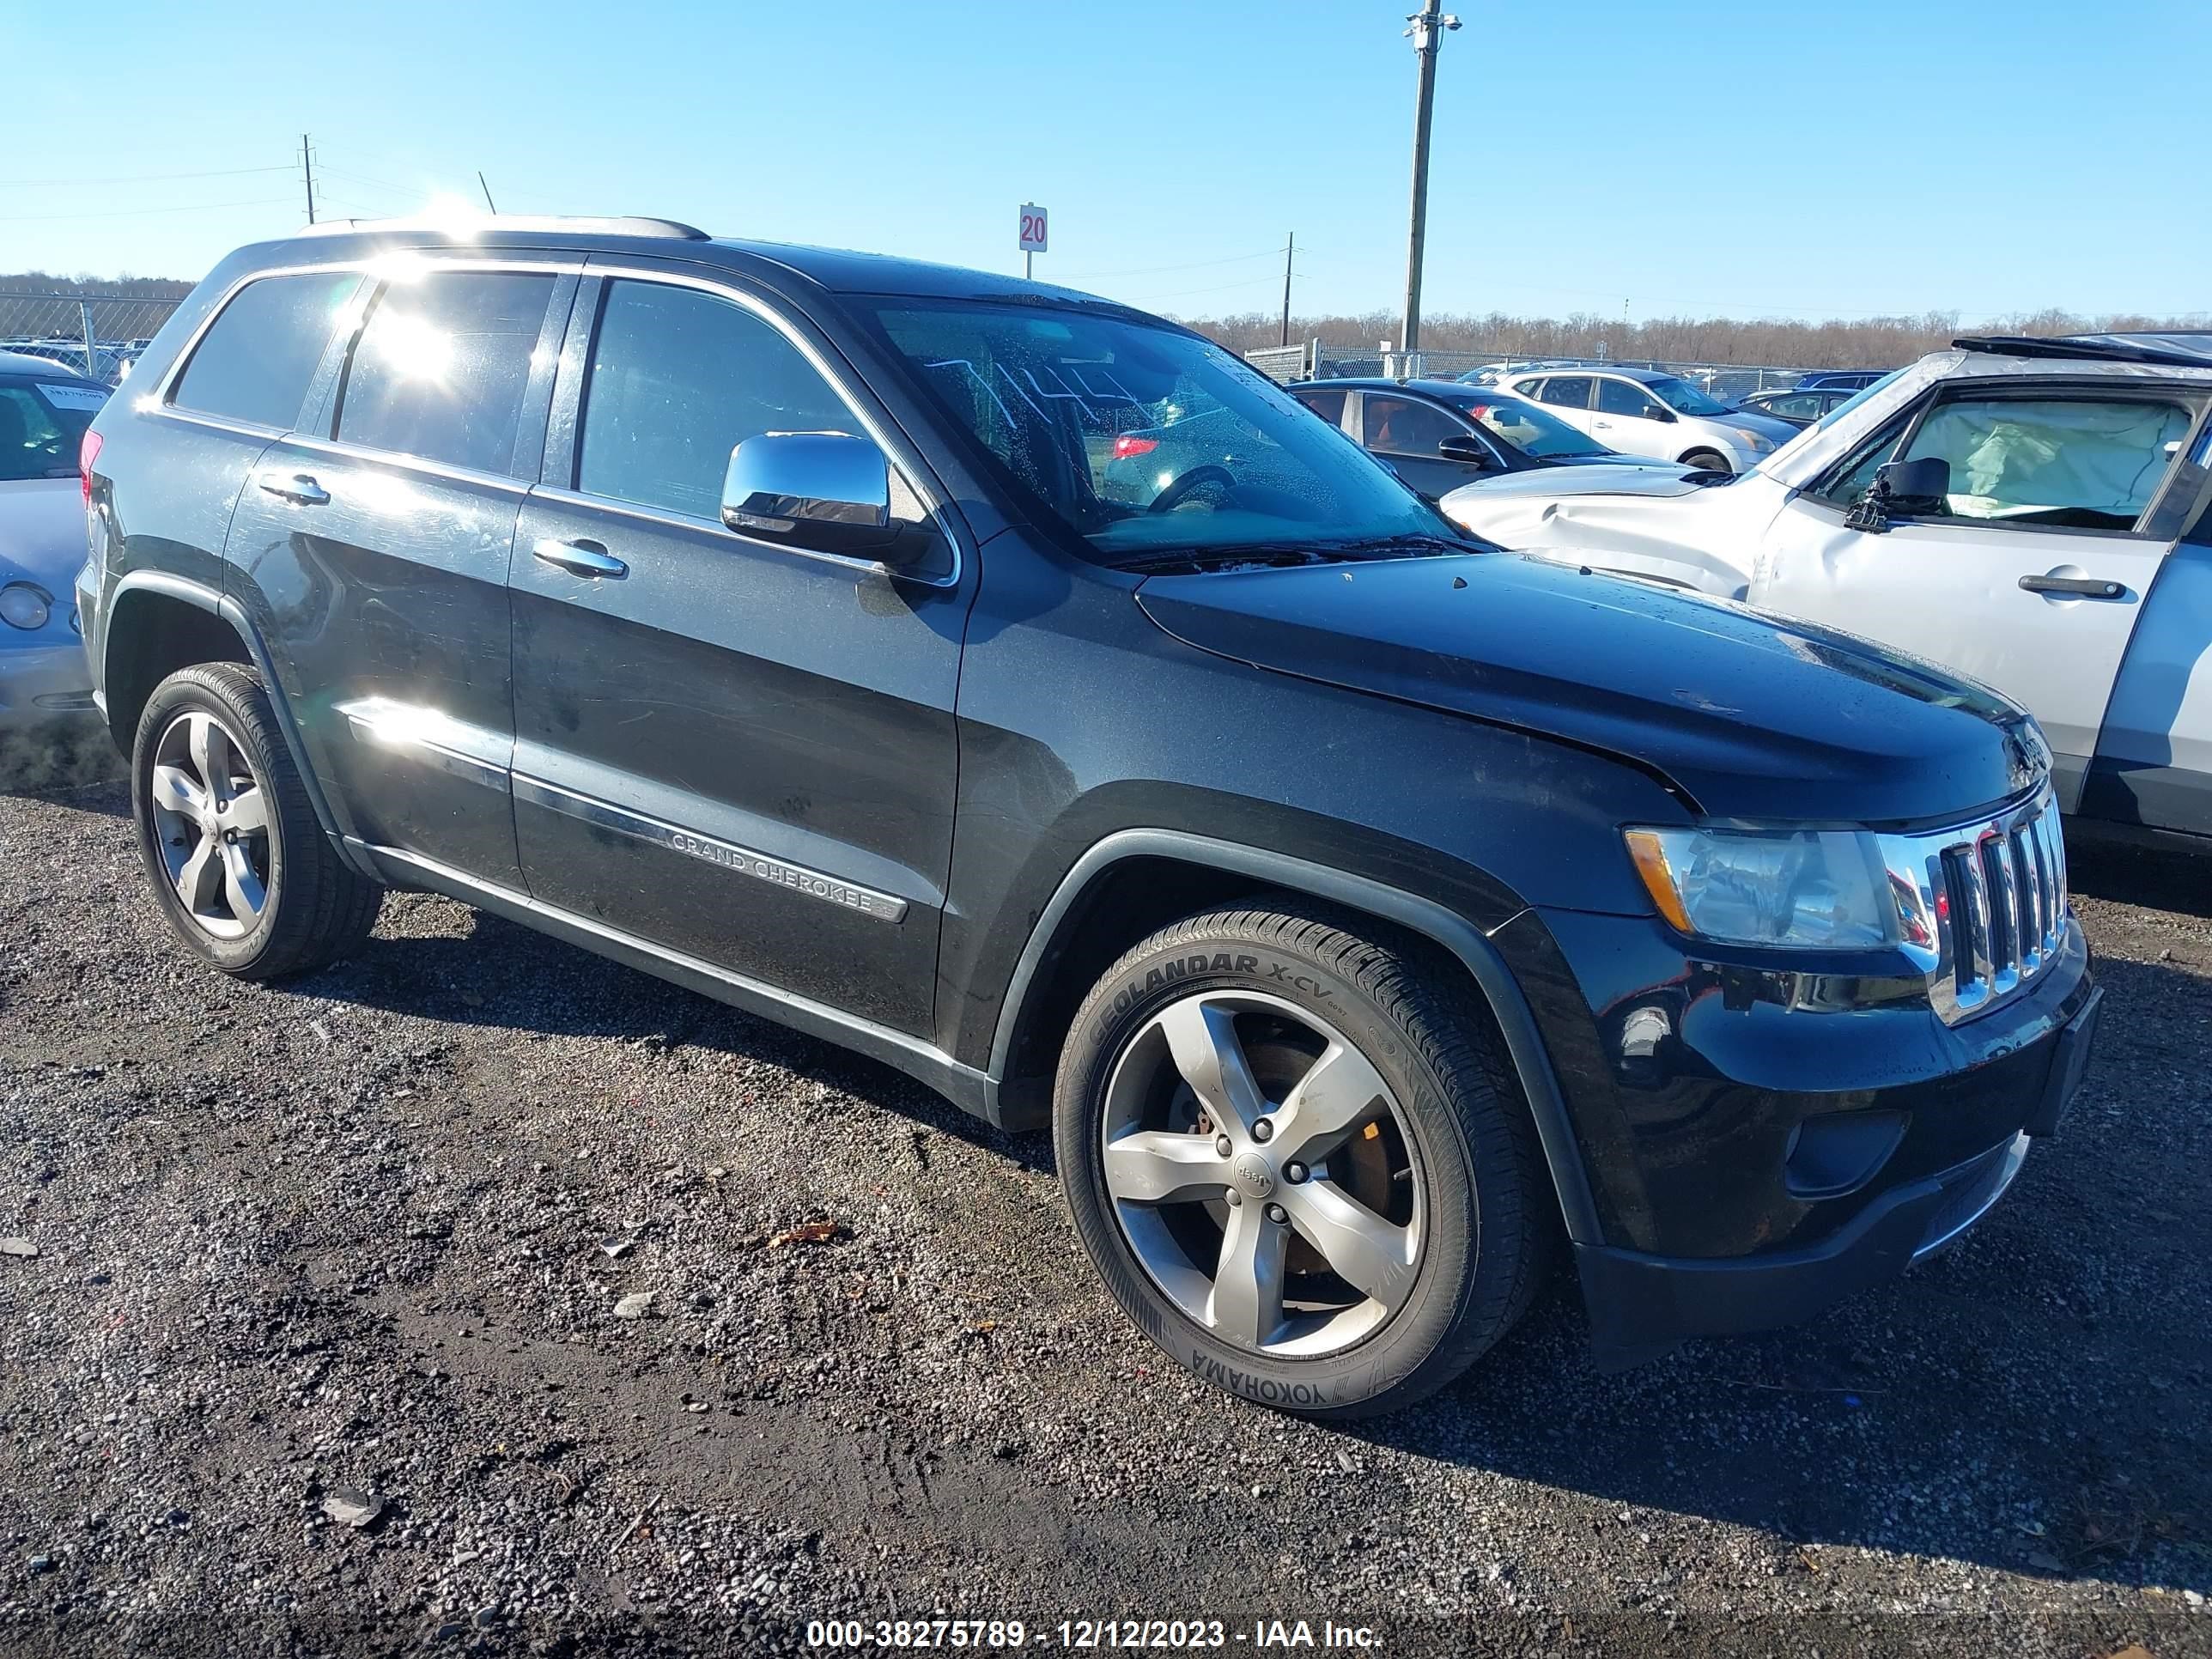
[1246,339,1812,402]
[0,293,184,385]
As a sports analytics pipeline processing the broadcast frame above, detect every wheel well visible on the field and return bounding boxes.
[103,591,250,751]
[994,854,1520,1136]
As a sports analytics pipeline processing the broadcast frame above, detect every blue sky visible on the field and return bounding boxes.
[11,0,2208,324]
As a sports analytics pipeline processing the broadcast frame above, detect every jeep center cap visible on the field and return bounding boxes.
[1231,1151,1276,1200]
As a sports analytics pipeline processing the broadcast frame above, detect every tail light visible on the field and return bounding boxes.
[1111,434,1158,460]
[79,428,103,507]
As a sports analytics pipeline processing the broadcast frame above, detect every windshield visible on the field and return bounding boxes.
[1451,393,1608,459]
[861,300,1452,566]
[0,375,106,483]
[1646,375,1729,416]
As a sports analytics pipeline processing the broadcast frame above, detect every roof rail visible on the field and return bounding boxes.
[294,213,710,241]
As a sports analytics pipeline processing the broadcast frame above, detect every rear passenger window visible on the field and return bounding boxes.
[575,280,858,520]
[171,271,358,429]
[337,271,556,475]
[1537,376,1592,410]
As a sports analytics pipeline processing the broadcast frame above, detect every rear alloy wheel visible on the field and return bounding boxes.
[132,663,383,979]
[1055,901,1550,1418]
[147,708,273,939]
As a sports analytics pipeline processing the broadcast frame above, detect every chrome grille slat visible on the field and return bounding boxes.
[1879,787,2068,1026]
[1984,831,2019,988]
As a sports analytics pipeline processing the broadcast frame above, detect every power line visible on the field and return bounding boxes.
[5,196,299,223]
[0,164,295,188]
[313,162,422,198]
[1125,270,1290,305]
[1056,246,1291,281]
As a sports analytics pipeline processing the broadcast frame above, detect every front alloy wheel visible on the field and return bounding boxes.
[1056,901,1551,1419]
[1101,991,1424,1357]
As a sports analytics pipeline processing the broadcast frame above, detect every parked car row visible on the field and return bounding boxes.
[0,349,109,731]
[1439,331,2212,850]
[0,337,146,386]
[68,213,2101,1421]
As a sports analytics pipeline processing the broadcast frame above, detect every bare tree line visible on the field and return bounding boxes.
[1182,306,2210,368]
[0,271,194,299]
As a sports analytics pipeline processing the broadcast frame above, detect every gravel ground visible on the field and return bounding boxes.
[1,771,2207,1658]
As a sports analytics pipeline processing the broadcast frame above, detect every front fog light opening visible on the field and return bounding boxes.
[0,583,52,631]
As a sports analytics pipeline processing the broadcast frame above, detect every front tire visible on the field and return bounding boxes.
[1681,448,1733,474]
[1054,901,1550,1419]
[131,662,382,979]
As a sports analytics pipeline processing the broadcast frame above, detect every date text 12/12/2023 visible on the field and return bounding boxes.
[803,1618,1384,1649]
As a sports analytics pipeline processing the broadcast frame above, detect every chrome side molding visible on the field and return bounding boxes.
[510,775,908,924]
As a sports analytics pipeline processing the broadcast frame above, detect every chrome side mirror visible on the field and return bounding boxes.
[721,432,894,556]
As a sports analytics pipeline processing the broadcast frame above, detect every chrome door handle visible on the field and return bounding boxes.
[532,538,628,579]
[258,472,329,506]
[2018,573,2125,599]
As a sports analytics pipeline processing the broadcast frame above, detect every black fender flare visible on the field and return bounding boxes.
[985,828,1606,1247]
[103,570,376,880]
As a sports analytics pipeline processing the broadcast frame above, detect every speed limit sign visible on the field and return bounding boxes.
[1018,204,1048,253]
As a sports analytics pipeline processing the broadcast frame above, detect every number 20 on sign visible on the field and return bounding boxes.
[1018,204,1048,252]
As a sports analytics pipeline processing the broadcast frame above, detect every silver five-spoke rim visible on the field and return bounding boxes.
[149,709,272,940]
[1100,990,1425,1358]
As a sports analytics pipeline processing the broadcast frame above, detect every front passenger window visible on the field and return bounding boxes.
[1362,396,1464,456]
[1595,379,1651,417]
[1889,396,2192,531]
[577,281,860,521]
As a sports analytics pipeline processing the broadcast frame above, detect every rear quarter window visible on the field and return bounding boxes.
[170,271,361,430]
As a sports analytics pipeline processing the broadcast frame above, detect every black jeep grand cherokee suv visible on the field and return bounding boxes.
[77,216,2100,1416]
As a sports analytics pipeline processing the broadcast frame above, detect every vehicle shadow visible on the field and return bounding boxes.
[298,870,2208,1594]
[1362,948,2212,1595]
[2069,831,2212,920]
[303,906,1044,1168]
[0,723,127,806]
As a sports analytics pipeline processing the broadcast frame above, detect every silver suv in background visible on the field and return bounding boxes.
[1496,365,1798,474]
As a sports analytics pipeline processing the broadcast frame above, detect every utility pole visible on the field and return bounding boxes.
[1279,232,1295,347]
[1399,0,1459,368]
[301,133,316,225]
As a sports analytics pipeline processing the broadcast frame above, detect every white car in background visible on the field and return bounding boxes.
[1440,334,2212,848]
[1494,365,1799,475]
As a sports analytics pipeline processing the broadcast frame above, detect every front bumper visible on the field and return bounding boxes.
[1492,903,2100,1364]
[0,636,97,730]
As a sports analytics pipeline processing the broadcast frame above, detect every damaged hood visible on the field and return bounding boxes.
[1136,551,2045,823]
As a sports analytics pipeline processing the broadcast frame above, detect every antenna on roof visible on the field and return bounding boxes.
[477,172,497,213]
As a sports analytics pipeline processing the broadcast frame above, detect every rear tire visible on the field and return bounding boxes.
[1681,448,1732,474]
[131,663,382,980]
[1054,899,1551,1419]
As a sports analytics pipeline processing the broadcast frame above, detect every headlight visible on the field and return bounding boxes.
[1624,825,1894,949]
[0,583,52,631]
[1730,427,1774,453]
